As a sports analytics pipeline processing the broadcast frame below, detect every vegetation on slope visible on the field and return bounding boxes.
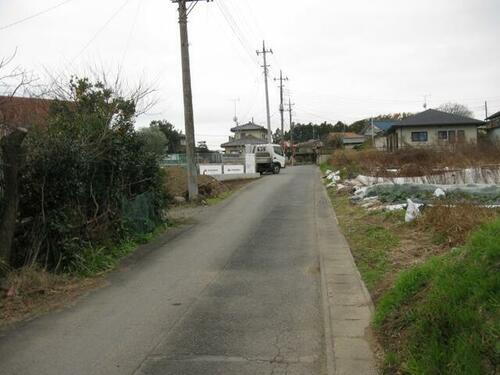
[375,219,499,374]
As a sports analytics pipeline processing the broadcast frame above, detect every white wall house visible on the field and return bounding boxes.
[386,109,485,151]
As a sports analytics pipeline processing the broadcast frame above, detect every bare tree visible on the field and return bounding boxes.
[41,65,158,117]
[437,102,474,118]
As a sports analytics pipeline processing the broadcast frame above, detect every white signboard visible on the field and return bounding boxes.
[245,153,256,174]
[224,165,245,174]
[199,164,222,175]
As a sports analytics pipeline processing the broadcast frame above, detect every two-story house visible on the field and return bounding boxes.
[221,121,269,153]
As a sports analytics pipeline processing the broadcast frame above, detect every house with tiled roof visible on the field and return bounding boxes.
[221,120,268,153]
[361,120,399,150]
[385,109,485,151]
[327,132,366,149]
[0,96,54,138]
[484,110,500,143]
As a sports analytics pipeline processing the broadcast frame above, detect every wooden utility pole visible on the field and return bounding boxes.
[172,0,211,200]
[257,41,273,143]
[274,70,288,146]
[286,98,295,166]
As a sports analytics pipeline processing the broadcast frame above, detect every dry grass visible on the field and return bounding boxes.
[0,267,103,327]
[163,166,229,199]
[329,192,443,302]
[330,143,500,177]
[418,204,500,246]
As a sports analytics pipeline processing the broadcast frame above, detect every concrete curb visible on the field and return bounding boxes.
[315,170,377,375]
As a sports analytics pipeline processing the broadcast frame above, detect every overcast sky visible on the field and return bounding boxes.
[1,0,499,149]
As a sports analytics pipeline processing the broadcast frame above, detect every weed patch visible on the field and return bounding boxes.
[375,219,500,374]
[418,204,500,246]
[327,191,435,299]
[329,143,500,178]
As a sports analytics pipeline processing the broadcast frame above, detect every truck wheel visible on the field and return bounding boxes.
[272,164,281,174]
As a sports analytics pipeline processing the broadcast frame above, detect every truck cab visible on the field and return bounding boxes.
[249,144,286,174]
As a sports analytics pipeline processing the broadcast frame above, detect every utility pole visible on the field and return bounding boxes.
[286,98,295,166]
[172,0,211,201]
[274,70,288,146]
[257,41,273,143]
[485,101,488,119]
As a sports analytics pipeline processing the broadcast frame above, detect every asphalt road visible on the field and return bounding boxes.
[0,166,327,375]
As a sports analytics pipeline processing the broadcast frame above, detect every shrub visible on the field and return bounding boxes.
[12,78,166,271]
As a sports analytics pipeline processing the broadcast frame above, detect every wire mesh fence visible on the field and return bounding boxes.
[162,152,226,167]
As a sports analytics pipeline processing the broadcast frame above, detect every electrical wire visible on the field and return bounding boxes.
[215,0,259,67]
[0,0,79,31]
[119,0,143,68]
[67,0,133,68]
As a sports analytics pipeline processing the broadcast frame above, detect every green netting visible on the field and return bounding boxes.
[122,192,157,234]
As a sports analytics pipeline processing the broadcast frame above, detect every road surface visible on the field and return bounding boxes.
[0,166,328,375]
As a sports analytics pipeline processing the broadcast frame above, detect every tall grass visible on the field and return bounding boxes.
[375,219,500,374]
[418,204,500,246]
[330,143,500,177]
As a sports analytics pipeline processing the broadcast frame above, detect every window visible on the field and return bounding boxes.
[273,146,284,156]
[448,130,456,143]
[411,131,428,142]
[439,130,464,143]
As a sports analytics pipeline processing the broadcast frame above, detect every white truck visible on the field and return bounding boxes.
[248,144,286,175]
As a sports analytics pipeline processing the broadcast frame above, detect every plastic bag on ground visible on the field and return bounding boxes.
[434,188,446,198]
[405,199,421,223]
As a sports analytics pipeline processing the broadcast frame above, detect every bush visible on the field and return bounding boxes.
[12,78,166,271]
[375,219,500,374]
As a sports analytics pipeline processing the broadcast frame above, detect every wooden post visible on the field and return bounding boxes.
[0,127,27,265]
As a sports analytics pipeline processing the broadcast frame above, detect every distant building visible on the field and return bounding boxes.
[361,120,398,150]
[386,109,485,151]
[484,110,500,143]
[327,132,366,149]
[294,139,323,164]
[221,121,268,153]
[0,96,54,137]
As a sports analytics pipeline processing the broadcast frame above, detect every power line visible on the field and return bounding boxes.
[68,0,133,67]
[0,0,79,31]
[120,0,143,68]
[215,0,259,66]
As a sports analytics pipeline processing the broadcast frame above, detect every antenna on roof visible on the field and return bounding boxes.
[231,98,240,126]
[423,94,431,109]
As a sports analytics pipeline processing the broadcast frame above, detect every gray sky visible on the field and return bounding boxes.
[1,0,499,149]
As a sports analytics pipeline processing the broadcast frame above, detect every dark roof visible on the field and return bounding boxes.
[221,135,267,148]
[295,139,323,148]
[230,121,267,133]
[486,111,500,121]
[373,120,397,131]
[387,109,484,132]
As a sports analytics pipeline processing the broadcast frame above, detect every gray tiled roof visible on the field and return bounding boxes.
[230,121,267,133]
[221,135,267,148]
[486,111,500,121]
[390,109,484,130]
